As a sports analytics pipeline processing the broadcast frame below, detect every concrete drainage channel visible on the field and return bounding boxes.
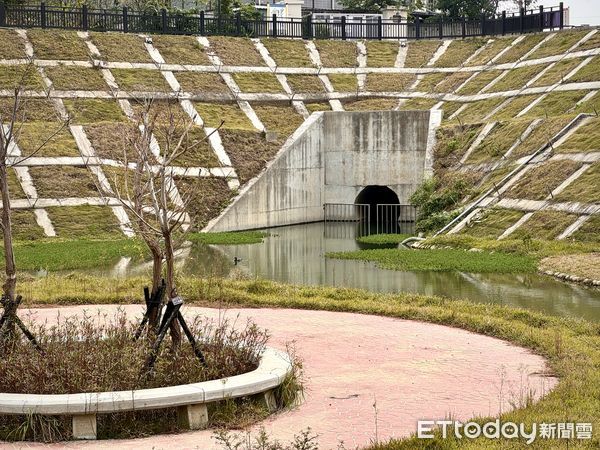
[0,347,292,440]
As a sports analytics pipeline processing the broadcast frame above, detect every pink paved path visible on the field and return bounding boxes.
[4,305,557,450]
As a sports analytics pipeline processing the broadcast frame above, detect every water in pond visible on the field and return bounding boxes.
[96,222,600,322]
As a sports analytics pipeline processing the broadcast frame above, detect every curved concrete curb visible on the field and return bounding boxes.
[0,347,292,439]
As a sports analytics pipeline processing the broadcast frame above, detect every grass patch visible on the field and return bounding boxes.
[28,29,89,60]
[526,29,589,60]
[457,97,506,123]
[568,56,600,83]
[366,73,416,92]
[4,210,45,241]
[366,41,399,67]
[510,116,572,159]
[208,37,265,66]
[571,214,600,243]
[491,94,538,121]
[261,38,313,67]
[433,124,482,170]
[510,210,579,240]
[6,168,25,199]
[495,33,546,64]
[488,65,549,93]
[45,65,108,91]
[252,104,304,137]
[356,233,410,245]
[398,97,438,110]
[90,32,153,63]
[342,98,398,111]
[175,72,230,94]
[111,68,169,92]
[507,159,582,200]
[194,102,254,130]
[456,70,502,95]
[0,65,44,90]
[466,119,532,164]
[440,101,463,119]
[404,40,441,68]
[314,40,357,67]
[531,58,585,87]
[0,98,59,122]
[286,75,325,93]
[575,31,600,51]
[575,90,600,114]
[28,166,99,198]
[63,99,126,124]
[557,117,600,152]
[522,90,587,118]
[465,36,514,66]
[150,35,210,65]
[188,230,267,245]
[84,122,137,160]
[328,73,358,92]
[232,73,284,93]
[432,71,473,93]
[434,38,487,67]
[467,163,516,200]
[327,247,536,273]
[153,125,219,167]
[305,102,331,114]
[414,72,445,92]
[16,124,80,157]
[0,29,26,59]
[175,177,233,229]
[46,205,124,239]
[555,162,600,204]
[220,129,281,184]
[460,208,525,239]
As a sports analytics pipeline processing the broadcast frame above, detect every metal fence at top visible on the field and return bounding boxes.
[0,2,566,40]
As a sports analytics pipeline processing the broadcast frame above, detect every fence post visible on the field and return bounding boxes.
[461,16,466,38]
[501,10,506,35]
[272,14,277,38]
[438,15,443,39]
[414,15,420,40]
[0,3,5,28]
[341,15,346,40]
[123,7,128,33]
[236,11,241,36]
[480,13,486,36]
[377,15,382,40]
[519,7,524,33]
[539,5,544,31]
[41,2,47,29]
[161,8,167,33]
[559,2,564,29]
[82,4,88,30]
[200,10,205,35]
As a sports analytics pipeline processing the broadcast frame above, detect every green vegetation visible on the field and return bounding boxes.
[460,208,524,239]
[568,56,600,83]
[194,102,254,130]
[576,32,600,52]
[526,29,588,60]
[261,38,313,67]
[0,29,26,59]
[328,247,536,273]
[151,35,210,65]
[433,71,473,93]
[220,129,281,183]
[571,214,600,243]
[575,91,600,114]
[253,104,304,137]
[16,124,80,157]
[84,122,136,160]
[314,40,357,67]
[511,210,579,240]
[465,36,513,66]
[439,101,463,119]
[6,210,45,241]
[111,68,168,92]
[328,74,358,92]
[531,58,584,87]
[433,124,482,170]
[90,32,153,63]
[45,65,108,91]
[495,33,546,64]
[356,234,410,245]
[46,206,125,239]
[404,40,441,68]
[27,29,89,60]
[507,159,582,200]
[555,162,599,204]
[286,75,325,93]
[456,70,502,95]
[397,97,438,110]
[305,102,331,114]
[365,41,399,67]
[510,116,572,159]
[175,177,233,229]
[0,65,44,90]
[434,38,486,67]
[365,74,416,92]
[0,98,59,122]
[29,166,99,198]
[457,97,505,123]
[414,72,445,92]
[466,119,531,164]
[188,230,267,245]
[557,117,600,152]
[342,98,398,111]
[522,90,586,118]
[153,126,219,167]
[63,99,126,124]
[491,94,538,121]
[232,73,284,93]
[208,37,265,66]
[489,65,549,93]
[175,72,230,94]
[6,169,25,199]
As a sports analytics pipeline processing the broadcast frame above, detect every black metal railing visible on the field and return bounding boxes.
[0,2,566,40]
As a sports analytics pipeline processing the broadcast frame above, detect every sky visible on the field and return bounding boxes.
[498,0,599,26]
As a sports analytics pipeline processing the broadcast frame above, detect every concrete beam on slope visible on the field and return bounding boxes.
[305,41,344,112]
[557,214,590,240]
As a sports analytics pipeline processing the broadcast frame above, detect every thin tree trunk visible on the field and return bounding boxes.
[148,244,163,334]
[0,165,17,340]
[164,231,181,351]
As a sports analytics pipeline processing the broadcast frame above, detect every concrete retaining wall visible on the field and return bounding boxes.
[205,110,440,232]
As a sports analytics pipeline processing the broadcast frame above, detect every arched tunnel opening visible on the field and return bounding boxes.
[354,185,400,223]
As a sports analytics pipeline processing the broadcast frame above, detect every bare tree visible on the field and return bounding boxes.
[0,64,68,347]
[106,98,220,350]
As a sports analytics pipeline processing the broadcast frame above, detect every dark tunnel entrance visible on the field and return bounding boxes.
[354,185,400,223]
